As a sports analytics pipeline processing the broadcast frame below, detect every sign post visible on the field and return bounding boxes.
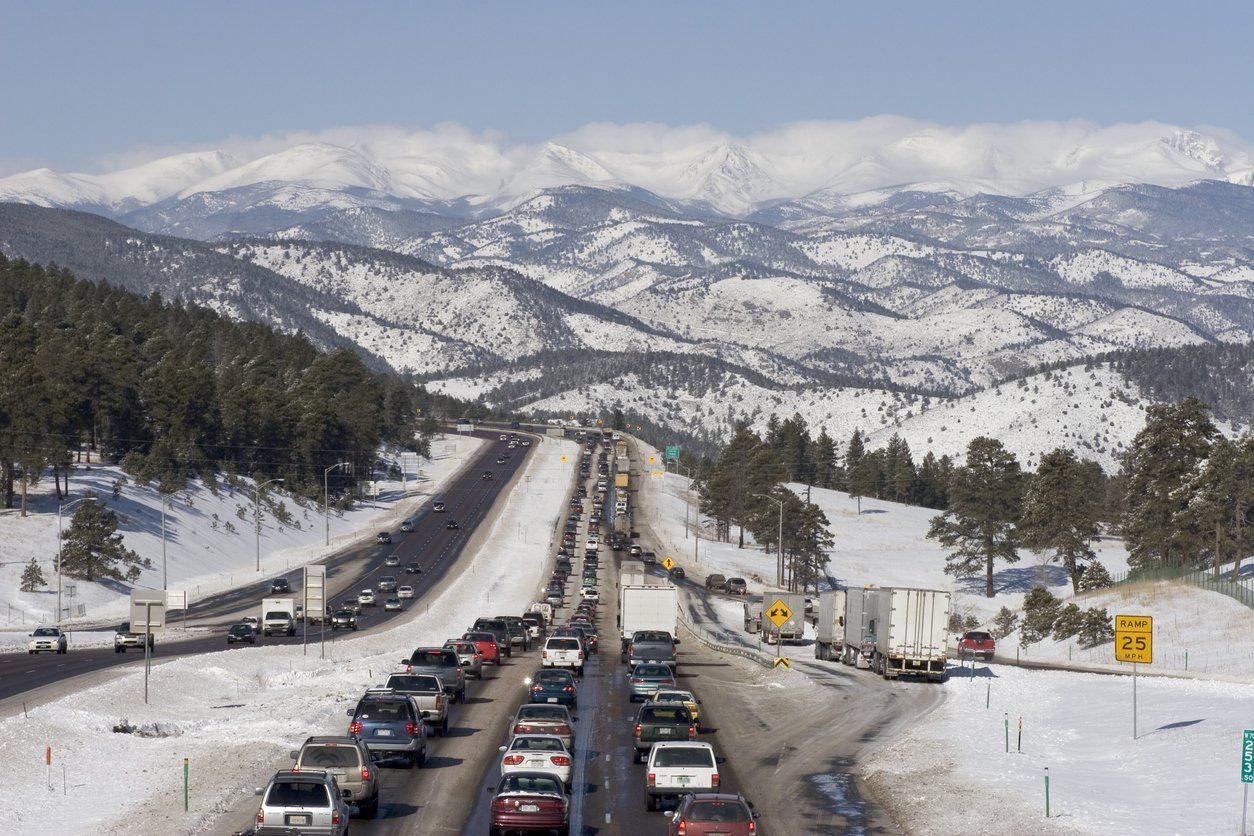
[766,598,793,668]
[304,565,327,659]
[1114,614,1152,739]
[1242,729,1254,834]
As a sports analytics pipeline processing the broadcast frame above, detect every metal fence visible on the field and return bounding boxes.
[1110,565,1254,610]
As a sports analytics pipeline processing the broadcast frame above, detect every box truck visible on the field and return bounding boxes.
[261,596,297,637]
[618,579,678,656]
[841,587,879,668]
[813,589,848,661]
[864,587,950,681]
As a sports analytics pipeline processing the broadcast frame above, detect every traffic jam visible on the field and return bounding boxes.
[247,428,762,836]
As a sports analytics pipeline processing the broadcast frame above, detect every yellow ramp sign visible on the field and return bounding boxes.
[766,599,793,628]
[1114,614,1152,664]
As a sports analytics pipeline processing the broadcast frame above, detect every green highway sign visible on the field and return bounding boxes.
[665,445,680,461]
[1243,730,1254,783]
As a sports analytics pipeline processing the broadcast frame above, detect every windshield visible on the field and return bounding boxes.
[229,626,250,635]
[534,670,572,684]
[411,650,455,667]
[464,632,495,643]
[635,665,673,677]
[640,706,690,723]
[548,639,580,650]
[653,747,714,768]
[518,705,569,721]
[355,700,409,721]
[386,674,440,692]
[301,746,360,768]
[689,801,750,823]
[33,628,59,637]
[512,736,565,751]
[266,781,330,808]
[498,774,562,795]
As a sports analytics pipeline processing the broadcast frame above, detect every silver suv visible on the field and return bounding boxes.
[400,647,467,702]
[253,769,351,835]
[289,736,379,818]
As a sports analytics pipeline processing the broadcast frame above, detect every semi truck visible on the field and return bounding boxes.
[852,587,949,681]
[618,576,678,655]
[841,587,879,668]
[759,592,806,645]
[813,589,848,661]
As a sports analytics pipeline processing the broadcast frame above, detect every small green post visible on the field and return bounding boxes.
[1004,712,1009,753]
[183,757,189,812]
[1185,649,1188,670]
[1044,767,1050,817]
[985,680,990,709]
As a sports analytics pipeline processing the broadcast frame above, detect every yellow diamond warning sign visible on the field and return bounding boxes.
[766,599,793,629]
[662,557,675,571]
[773,656,791,670]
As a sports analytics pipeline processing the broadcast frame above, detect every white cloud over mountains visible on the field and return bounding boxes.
[3,116,1253,215]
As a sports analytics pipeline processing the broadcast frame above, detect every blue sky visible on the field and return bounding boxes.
[1,0,1251,172]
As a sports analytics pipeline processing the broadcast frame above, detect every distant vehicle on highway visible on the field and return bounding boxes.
[443,638,484,680]
[628,663,677,701]
[665,793,759,835]
[432,501,446,513]
[632,701,696,762]
[345,691,427,768]
[397,585,415,599]
[496,456,507,465]
[330,610,358,631]
[704,574,728,592]
[384,597,402,612]
[288,735,379,819]
[646,742,719,810]
[378,575,398,592]
[959,630,996,661]
[498,735,573,789]
[226,624,257,645]
[252,769,351,835]
[400,519,414,532]
[488,772,570,835]
[668,566,686,580]
[511,703,576,750]
[384,555,400,567]
[445,519,459,530]
[526,668,578,708]
[28,626,67,655]
[114,622,155,653]
[269,578,291,594]
[399,646,467,702]
[376,531,392,545]
[405,561,421,575]
[725,577,748,595]
[482,470,494,480]
[358,589,376,607]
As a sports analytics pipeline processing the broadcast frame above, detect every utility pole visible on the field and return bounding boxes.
[160,495,168,591]
[254,478,285,571]
[757,492,785,589]
[324,463,352,546]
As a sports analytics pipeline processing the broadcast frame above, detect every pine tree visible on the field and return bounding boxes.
[19,558,45,592]
[59,493,152,582]
[1051,603,1084,640]
[992,606,1019,639]
[1077,608,1113,648]
[1020,586,1060,643]
[844,429,865,492]
[1078,561,1113,590]
[928,436,1023,597]
[1122,397,1217,570]
[812,429,838,489]
[1020,448,1103,592]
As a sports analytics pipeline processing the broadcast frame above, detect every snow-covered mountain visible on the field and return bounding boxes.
[7,118,1254,218]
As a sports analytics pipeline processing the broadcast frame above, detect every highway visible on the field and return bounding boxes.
[0,430,532,704]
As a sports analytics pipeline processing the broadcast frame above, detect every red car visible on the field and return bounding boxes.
[463,631,502,666]
[667,793,759,835]
[488,772,569,835]
[958,630,996,661]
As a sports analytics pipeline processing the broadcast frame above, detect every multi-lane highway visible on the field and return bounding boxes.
[0,431,532,703]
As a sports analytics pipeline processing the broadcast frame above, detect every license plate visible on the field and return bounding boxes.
[678,775,691,784]
[659,727,673,735]
[547,697,558,703]
[285,813,311,826]
[520,803,540,813]
[374,729,393,737]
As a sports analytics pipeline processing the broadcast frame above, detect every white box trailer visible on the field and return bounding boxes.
[841,587,879,668]
[814,589,848,661]
[618,583,678,656]
[865,587,950,681]
[760,593,806,645]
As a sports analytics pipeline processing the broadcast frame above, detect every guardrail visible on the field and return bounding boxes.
[676,609,772,669]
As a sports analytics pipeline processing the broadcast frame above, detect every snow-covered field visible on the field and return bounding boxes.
[0,435,577,835]
[863,665,1254,835]
[0,435,483,627]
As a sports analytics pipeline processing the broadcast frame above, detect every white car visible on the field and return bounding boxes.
[397,585,415,599]
[521,440,531,447]
[28,627,67,655]
[358,589,376,607]
[579,588,600,602]
[645,742,719,811]
[498,734,573,788]
[500,434,508,441]
[541,636,585,675]
[584,536,600,551]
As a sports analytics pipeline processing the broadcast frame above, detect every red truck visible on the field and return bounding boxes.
[958,630,996,661]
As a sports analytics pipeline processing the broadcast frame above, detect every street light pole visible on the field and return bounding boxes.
[254,477,285,571]
[756,493,785,589]
[324,462,352,546]
[160,495,168,591]
[675,462,693,540]
[57,496,95,622]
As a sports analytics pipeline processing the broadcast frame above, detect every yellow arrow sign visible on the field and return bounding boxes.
[773,656,791,670]
[766,599,793,628]
[662,557,675,570]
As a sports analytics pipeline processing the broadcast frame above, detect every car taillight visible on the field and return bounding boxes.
[456,667,463,675]
[543,650,549,658]
[747,819,754,833]
[634,723,642,736]
[551,755,571,766]
[712,772,720,787]
[503,755,525,765]
[405,664,413,673]
[361,768,370,780]
[332,810,341,826]
[514,724,525,734]
[688,725,696,739]
[349,721,362,735]
[406,722,419,736]
[676,819,686,836]
[256,809,264,825]
[647,772,656,787]
[631,677,643,683]
[563,685,574,692]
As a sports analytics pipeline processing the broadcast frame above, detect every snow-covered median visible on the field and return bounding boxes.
[0,434,483,628]
[0,436,577,836]
[862,665,1254,835]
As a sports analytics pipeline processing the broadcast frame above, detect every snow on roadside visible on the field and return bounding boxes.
[0,434,483,628]
[862,665,1254,835]
[0,435,577,836]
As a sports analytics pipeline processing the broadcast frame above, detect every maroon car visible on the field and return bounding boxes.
[667,793,759,835]
[488,772,569,835]
[958,630,996,661]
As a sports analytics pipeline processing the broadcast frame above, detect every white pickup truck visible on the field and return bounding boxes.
[541,636,585,676]
[645,742,719,811]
